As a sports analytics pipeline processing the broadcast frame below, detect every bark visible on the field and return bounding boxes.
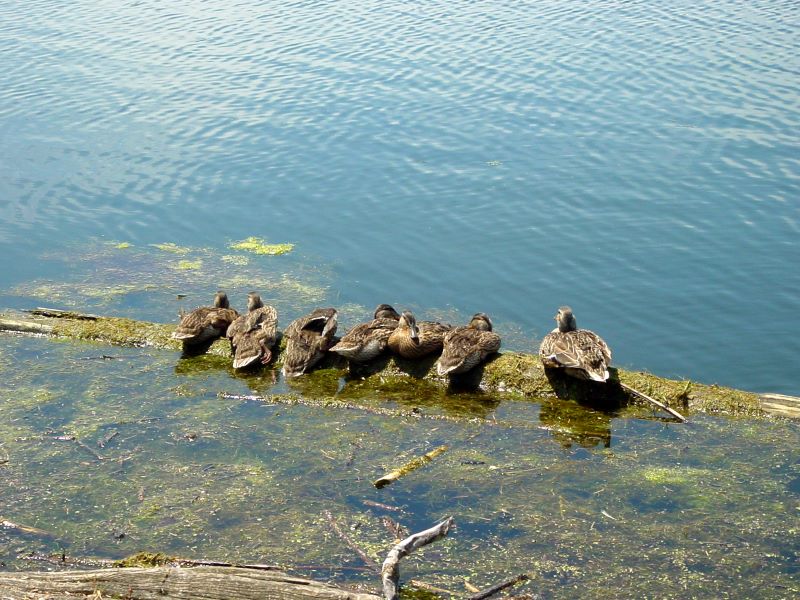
[0,565,381,600]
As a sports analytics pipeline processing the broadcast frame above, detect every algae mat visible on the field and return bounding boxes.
[0,334,798,599]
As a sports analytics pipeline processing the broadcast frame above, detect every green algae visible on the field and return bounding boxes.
[113,242,132,249]
[172,259,203,271]
[1,311,798,598]
[151,242,192,255]
[220,254,250,266]
[229,236,294,256]
[10,238,332,319]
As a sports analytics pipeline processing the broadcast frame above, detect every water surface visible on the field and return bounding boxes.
[0,0,798,392]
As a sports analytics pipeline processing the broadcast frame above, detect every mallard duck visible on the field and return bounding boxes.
[171,291,239,346]
[281,307,338,377]
[539,306,611,382]
[436,313,501,375]
[226,292,279,369]
[388,310,452,359]
[328,304,401,362]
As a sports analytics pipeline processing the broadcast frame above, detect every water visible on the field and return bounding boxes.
[1,335,798,598]
[1,0,799,393]
[1,3,799,595]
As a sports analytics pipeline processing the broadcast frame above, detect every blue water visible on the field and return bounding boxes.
[1,0,799,393]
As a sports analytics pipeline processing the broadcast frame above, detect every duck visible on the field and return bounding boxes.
[281,307,338,377]
[388,310,452,359]
[538,306,611,382]
[436,313,501,375]
[328,304,401,362]
[226,292,279,369]
[171,291,239,347]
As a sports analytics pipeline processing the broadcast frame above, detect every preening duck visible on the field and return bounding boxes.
[281,307,338,377]
[436,313,501,375]
[226,292,278,369]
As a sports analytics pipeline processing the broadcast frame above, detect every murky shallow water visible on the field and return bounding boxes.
[1,331,798,598]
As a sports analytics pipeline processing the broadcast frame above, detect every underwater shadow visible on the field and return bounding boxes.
[341,353,392,381]
[391,353,439,379]
[445,352,501,393]
[543,367,626,411]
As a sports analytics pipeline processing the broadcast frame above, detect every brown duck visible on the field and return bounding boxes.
[436,313,501,375]
[328,304,400,362]
[226,292,279,369]
[388,310,451,359]
[281,307,338,377]
[171,291,238,346]
[539,306,611,382]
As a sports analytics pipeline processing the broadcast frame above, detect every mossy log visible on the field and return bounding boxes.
[0,565,380,600]
[1,309,798,419]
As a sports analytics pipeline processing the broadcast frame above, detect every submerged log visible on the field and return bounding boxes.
[1,309,798,419]
[0,565,381,600]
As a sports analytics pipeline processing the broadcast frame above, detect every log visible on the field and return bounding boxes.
[373,446,449,489]
[0,565,381,600]
[2,309,797,419]
[381,517,454,600]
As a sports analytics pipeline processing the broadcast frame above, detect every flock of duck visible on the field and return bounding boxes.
[170,291,614,384]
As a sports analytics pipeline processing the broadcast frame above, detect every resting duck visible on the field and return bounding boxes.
[226,292,279,369]
[388,310,451,359]
[436,313,501,375]
[281,307,338,377]
[328,304,401,362]
[539,306,611,382]
[171,291,239,347]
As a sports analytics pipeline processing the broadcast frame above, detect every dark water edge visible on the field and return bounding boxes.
[1,333,798,598]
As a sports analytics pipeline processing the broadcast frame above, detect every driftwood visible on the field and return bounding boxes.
[323,510,381,573]
[1,309,798,419]
[619,382,686,422]
[373,446,449,489]
[0,566,381,600]
[467,573,530,600]
[381,517,454,600]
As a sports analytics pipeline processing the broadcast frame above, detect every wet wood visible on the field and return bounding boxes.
[374,445,448,489]
[0,317,53,335]
[467,573,530,600]
[759,393,800,418]
[381,517,454,600]
[27,307,100,320]
[323,510,380,573]
[619,382,687,422]
[0,566,381,600]
[2,308,797,419]
[0,518,55,538]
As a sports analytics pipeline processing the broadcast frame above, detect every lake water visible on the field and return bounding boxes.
[1,2,799,597]
[0,0,798,394]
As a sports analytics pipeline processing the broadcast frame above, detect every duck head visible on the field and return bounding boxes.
[468,313,493,331]
[555,306,577,332]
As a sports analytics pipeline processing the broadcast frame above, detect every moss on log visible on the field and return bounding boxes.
[1,309,796,418]
[0,565,380,600]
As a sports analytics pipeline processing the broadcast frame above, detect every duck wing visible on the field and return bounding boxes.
[437,327,501,375]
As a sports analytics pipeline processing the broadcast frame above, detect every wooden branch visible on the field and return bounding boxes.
[0,518,56,538]
[323,510,380,573]
[619,382,687,422]
[467,573,529,600]
[373,446,448,489]
[381,516,454,600]
[0,566,382,600]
